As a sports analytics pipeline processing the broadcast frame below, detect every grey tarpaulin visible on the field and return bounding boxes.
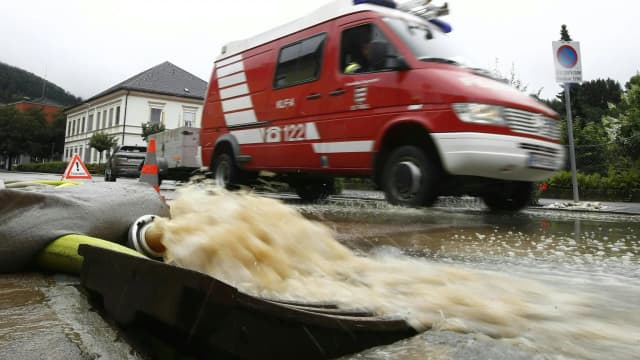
[0,182,170,273]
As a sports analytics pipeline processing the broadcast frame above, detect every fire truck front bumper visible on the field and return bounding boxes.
[432,132,566,182]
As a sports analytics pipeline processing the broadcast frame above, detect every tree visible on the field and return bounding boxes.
[556,79,623,125]
[0,107,24,169]
[89,131,118,165]
[560,24,572,41]
[551,80,623,174]
[614,80,640,160]
[624,72,640,91]
[141,122,165,141]
[17,108,48,160]
[49,111,67,160]
[0,106,54,168]
[573,120,610,174]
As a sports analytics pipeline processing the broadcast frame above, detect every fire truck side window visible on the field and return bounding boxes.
[341,23,399,74]
[273,33,326,89]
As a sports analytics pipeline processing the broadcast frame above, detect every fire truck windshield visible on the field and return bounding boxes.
[384,17,466,66]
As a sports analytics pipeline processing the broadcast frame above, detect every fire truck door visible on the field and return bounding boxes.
[317,20,405,168]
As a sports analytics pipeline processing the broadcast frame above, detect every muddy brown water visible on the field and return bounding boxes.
[1,185,639,359]
[155,188,640,359]
[303,204,640,359]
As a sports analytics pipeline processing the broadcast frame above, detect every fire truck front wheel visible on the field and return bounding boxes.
[481,181,533,212]
[211,153,236,189]
[382,146,439,207]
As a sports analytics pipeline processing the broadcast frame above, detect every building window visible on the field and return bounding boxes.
[102,110,107,128]
[183,107,196,127]
[87,114,93,132]
[274,33,326,89]
[108,108,114,127]
[76,119,80,134]
[115,106,120,125]
[148,102,165,125]
[67,121,71,136]
[96,112,101,129]
[150,108,163,125]
[81,117,86,133]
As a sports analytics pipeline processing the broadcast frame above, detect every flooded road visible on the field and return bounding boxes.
[298,202,640,359]
[1,176,639,359]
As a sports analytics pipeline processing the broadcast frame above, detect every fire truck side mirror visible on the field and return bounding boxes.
[388,56,410,71]
[370,40,410,71]
[369,40,388,70]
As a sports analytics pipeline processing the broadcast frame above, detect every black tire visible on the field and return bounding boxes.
[482,181,533,212]
[104,168,116,182]
[382,146,439,207]
[211,153,237,189]
[294,178,335,202]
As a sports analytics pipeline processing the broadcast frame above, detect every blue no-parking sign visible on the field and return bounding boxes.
[552,41,582,83]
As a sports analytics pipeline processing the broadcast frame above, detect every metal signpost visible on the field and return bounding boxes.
[552,41,582,203]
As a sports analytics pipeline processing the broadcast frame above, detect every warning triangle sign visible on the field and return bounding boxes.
[62,153,93,180]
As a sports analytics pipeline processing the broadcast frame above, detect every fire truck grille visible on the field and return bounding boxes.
[503,108,561,140]
[519,143,561,155]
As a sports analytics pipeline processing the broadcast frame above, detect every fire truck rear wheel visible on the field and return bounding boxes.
[382,146,438,207]
[482,181,533,212]
[211,153,236,189]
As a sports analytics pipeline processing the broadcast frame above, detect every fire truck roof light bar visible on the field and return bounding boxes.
[355,0,452,33]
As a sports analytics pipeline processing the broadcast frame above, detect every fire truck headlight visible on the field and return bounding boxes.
[452,103,506,126]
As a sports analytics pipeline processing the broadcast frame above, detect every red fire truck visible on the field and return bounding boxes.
[200,0,565,211]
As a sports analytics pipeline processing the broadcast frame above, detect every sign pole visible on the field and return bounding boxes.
[553,40,582,203]
[564,83,579,202]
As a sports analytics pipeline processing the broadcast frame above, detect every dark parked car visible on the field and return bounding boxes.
[104,145,147,182]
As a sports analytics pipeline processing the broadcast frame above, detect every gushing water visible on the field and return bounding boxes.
[153,186,640,359]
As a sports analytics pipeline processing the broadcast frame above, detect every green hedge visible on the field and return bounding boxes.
[15,161,106,175]
[544,166,640,201]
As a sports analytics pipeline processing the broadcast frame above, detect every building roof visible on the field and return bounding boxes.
[11,97,64,107]
[68,62,207,112]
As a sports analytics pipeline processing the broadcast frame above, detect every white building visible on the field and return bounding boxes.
[64,61,207,163]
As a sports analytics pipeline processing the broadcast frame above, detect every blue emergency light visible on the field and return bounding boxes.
[429,18,452,33]
[353,0,397,8]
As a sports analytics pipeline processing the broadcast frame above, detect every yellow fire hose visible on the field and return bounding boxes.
[4,180,83,188]
[35,234,148,275]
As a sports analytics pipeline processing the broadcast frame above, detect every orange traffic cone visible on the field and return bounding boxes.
[139,138,160,193]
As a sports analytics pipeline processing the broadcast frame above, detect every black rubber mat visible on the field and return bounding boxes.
[78,245,416,359]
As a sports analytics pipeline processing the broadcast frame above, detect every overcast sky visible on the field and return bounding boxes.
[1,0,638,101]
